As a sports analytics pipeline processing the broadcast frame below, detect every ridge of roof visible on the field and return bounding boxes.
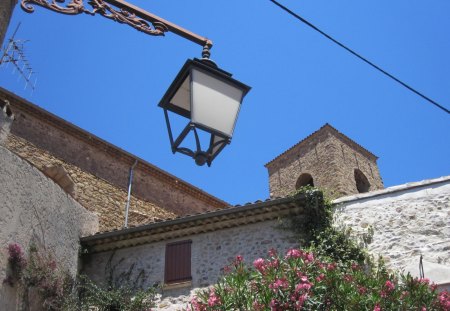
[265,123,378,167]
[0,87,228,209]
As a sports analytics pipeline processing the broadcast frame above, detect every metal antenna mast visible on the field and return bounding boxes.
[0,23,37,93]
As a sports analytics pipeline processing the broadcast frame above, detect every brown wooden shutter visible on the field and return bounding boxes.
[165,240,192,284]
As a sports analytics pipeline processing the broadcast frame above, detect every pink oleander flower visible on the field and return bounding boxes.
[253,258,266,273]
[385,280,395,292]
[295,282,312,292]
[438,291,450,309]
[293,294,307,311]
[270,299,280,311]
[269,258,280,268]
[305,252,314,263]
[190,297,206,311]
[286,248,302,259]
[316,273,325,282]
[373,304,381,311]
[269,278,289,292]
[207,289,221,307]
[327,263,336,271]
[235,255,243,263]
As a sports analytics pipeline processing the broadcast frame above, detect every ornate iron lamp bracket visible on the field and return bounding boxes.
[20,0,213,56]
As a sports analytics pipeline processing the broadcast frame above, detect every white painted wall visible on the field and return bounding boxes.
[334,176,450,287]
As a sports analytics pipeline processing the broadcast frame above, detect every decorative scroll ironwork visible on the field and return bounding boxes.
[21,0,168,36]
[88,0,167,35]
[21,0,88,15]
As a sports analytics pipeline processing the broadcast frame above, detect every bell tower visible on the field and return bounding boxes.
[265,124,383,198]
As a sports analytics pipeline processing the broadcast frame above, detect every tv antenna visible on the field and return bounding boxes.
[0,23,37,93]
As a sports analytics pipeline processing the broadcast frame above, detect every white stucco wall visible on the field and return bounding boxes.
[334,176,450,286]
[0,146,99,310]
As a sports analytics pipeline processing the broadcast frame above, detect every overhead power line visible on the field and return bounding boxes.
[270,0,450,115]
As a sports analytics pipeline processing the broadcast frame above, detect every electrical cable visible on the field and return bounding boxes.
[270,0,450,115]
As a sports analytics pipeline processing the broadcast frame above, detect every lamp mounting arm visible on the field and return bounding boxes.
[21,0,213,58]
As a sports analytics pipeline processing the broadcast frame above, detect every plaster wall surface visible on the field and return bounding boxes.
[266,126,383,198]
[334,176,450,279]
[0,146,98,310]
[82,220,299,310]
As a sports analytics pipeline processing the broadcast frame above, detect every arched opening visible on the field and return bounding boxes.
[296,173,314,189]
[354,169,370,193]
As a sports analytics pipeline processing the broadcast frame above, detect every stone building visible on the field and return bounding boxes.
[0,87,228,232]
[265,123,384,198]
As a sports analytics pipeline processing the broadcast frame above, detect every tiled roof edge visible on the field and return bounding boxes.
[80,194,304,245]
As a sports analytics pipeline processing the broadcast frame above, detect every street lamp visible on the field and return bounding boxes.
[20,0,251,165]
[159,58,250,166]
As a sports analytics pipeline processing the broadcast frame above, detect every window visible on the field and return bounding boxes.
[165,240,192,284]
[354,169,370,193]
[296,173,314,189]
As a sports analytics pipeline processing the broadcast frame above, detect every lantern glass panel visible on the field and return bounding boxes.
[191,68,244,137]
[170,75,191,115]
[211,134,225,155]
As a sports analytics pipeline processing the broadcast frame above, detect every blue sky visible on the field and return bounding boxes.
[1,0,449,205]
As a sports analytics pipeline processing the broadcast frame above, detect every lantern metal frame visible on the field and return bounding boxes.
[159,58,251,166]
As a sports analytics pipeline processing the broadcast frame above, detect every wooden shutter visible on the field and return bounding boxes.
[165,240,192,284]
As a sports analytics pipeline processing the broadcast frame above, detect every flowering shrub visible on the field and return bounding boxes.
[4,243,27,285]
[190,250,450,311]
[3,242,157,311]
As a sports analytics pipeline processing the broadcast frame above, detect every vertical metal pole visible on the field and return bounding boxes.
[124,159,138,228]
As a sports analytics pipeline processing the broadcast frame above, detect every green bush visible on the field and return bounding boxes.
[189,250,450,311]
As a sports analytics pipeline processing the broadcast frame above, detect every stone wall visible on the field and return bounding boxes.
[5,134,176,231]
[0,145,98,310]
[82,220,299,309]
[334,176,450,282]
[266,124,383,198]
[0,88,227,222]
[0,0,15,46]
